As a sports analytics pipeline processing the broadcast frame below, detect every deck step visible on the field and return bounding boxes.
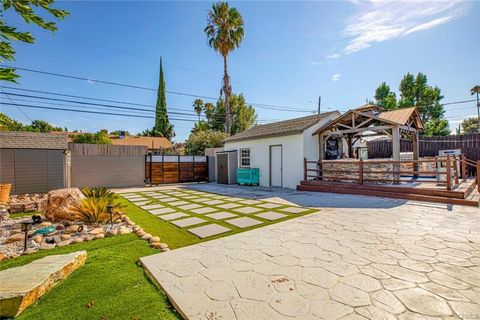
[297,184,479,207]
[299,179,477,200]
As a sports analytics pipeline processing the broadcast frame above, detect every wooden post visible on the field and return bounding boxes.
[453,156,459,186]
[347,135,353,158]
[303,157,307,180]
[412,132,419,178]
[477,160,480,192]
[359,159,364,185]
[460,155,466,180]
[149,153,153,187]
[446,155,451,191]
[392,126,401,184]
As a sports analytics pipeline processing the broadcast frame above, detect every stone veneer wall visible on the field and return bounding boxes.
[321,160,394,183]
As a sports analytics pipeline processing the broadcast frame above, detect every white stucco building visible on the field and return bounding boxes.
[223,111,340,189]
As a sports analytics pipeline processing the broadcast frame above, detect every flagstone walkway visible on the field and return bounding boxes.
[141,199,480,320]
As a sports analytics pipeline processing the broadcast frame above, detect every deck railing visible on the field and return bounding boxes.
[304,155,479,192]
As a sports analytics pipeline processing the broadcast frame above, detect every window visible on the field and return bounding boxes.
[240,148,250,167]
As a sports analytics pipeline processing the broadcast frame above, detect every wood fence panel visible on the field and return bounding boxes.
[145,155,208,184]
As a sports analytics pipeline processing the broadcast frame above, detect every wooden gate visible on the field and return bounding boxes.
[145,155,208,185]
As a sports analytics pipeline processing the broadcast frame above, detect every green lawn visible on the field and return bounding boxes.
[0,188,317,319]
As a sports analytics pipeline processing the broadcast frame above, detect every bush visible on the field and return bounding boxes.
[71,197,111,224]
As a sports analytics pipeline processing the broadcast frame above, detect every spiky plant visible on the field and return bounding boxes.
[71,197,111,224]
[81,187,125,211]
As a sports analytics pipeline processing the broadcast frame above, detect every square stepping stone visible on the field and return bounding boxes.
[149,207,176,215]
[217,203,243,209]
[178,203,202,210]
[238,199,262,205]
[157,197,178,203]
[168,200,189,206]
[205,212,237,220]
[152,194,170,199]
[256,211,287,221]
[130,197,147,202]
[225,217,263,228]
[140,204,164,210]
[187,224,231,238]
[203,200,225,205]
[171,217,206,227]
[131,201,150,206]
[257,202,283,209]
[281,207,310,214]
[233,207,263,214]
[191,207,218,214]
[158,212,188,221]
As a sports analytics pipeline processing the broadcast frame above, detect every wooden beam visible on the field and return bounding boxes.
[325,125,394,135]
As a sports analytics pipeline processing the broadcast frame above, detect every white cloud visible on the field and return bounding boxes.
[343,0,469,54]
[326,53,341,60]
[332,74,341,81]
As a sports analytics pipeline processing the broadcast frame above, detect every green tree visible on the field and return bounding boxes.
[72,131,112,144]
[151,58,174,140]
[374,82,397,111]
[0,112,25,131]
[461,117,479,134]
[471,85,480,132]
[203,93,257,135]
[193,98,204,122]
[25,119,62,132]
[1,0,69,82]
[204,2,244,134]
[185,130,229,155]
[190,120,210,134]
[423,119,450,136]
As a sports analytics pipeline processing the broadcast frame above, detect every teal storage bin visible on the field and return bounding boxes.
[237,168,260,186]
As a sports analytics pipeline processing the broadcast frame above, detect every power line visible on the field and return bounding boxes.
[5,66,315,112]
[0,89,33,122]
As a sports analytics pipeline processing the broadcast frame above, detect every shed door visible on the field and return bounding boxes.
[217,153,228,184]
[270,145,282,187]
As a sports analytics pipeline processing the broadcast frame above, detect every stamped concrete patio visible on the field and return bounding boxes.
[140,184,480,320]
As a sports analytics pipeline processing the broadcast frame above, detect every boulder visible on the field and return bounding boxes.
[0,251,87,318]
[45,188,85,222]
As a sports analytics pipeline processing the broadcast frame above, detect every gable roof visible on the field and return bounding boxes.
[224,111,338,143]
[312,105,424,136]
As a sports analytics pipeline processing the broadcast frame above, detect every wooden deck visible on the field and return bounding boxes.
[297,178,479,207]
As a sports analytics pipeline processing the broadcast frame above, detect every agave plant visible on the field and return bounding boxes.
[71,197,111,224]
[81,187,125,211]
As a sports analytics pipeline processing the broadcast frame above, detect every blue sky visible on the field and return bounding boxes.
[2,0,479,141]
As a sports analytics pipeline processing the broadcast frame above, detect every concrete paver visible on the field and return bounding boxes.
[205,212,237,220]
[225,217,263,228]
[187,224,231,238]
[171,217,206,228]
[141,187,480,320]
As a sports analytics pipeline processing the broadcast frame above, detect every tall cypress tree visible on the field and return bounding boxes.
[153,58,175,140]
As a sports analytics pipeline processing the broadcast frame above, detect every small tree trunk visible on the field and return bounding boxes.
[223,54,231,135]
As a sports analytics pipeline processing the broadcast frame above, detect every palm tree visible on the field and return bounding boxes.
[471,85,480,133]
[193,98,204,122]
[204,2,244,134]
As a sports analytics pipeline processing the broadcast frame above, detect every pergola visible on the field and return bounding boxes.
[312,104,424,162]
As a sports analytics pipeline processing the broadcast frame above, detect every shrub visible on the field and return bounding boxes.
[71,197,111,224]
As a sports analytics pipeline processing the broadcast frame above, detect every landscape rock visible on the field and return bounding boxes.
[39,243,56,250]
[0,251,87,318]
[150,242,162,249]
[31,235,43,244]
[106,229,118,237]
[64,225,80,234]
[57,240,71,247]
[38,222,52,227]
[45,188,85,222]
[118,228,131,235]
[93,233,105,240]
[89,227,104,235]
[60,234,71,241]
[6,233,24,243]
[71,237,84,244]
[141,234,152,241]
[149,236,160,243]
[0,253,6,261]
[83,235,94,242]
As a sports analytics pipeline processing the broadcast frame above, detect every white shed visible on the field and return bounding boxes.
[223,111,340,189]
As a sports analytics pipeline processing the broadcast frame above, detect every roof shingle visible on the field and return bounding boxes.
[224,112,337,142]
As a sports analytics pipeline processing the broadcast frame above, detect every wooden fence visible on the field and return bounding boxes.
[367,134,480,161]
[145,155,208,185]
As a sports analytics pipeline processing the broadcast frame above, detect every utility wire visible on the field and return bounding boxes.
[5,66,316,112]
[0,88,33,122]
